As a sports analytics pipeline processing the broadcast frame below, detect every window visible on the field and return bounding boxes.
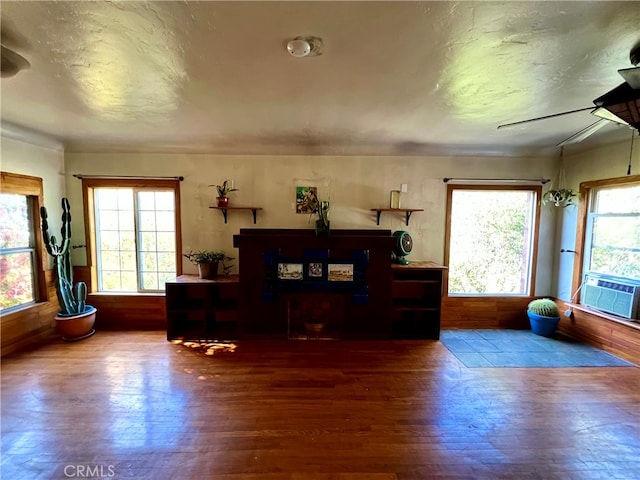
[0,172,45,312]
[582,179,640,281]
[83,179,182,293]
[445,185,541,295]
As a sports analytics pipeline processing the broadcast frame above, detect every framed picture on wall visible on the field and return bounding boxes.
[296,186,317,213]
[328,264,354,282]
[308,262,323,278]
[278,263,303,280]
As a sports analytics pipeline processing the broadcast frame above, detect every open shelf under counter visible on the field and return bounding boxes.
[166,274,240,341]
[391,261,447,339]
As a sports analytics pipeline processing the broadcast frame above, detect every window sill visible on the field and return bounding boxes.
[566,302,640,331]
[0,301,39,318]
[446,294,532,298]
[88,292,165,297]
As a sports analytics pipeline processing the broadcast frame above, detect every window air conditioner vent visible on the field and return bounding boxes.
[582,274,640,320]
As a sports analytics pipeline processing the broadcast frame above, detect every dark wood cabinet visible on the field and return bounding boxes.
[165,246,445,342]
[166,275,239,341]
[391,262,446,339]
[233,229,395,338]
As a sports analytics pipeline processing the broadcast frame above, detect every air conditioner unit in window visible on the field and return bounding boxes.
[582,274,640,320]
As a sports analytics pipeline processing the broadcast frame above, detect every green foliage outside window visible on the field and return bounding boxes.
[0,194,35,310]
[95,188,176,292]
[448,190,535,295]
[587,184,640,280]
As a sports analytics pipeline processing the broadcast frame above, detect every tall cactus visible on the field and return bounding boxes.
[41,198,88,315]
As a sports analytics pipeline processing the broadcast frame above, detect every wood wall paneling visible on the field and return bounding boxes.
[88,294,166,330]
[1,270,58,357]
[441,296,534,329]
[557,300,640,365]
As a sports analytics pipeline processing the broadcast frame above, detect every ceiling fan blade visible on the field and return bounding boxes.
[618,67,640,90]
[0,17,31,52]
[556,119,609,147]
[497,107,594,129]
[1,45,30,78]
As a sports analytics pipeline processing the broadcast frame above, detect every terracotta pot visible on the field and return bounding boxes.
[217,196,229,208]
[55,306,97,341]
[304,322,325,337]
[198,261,219,279]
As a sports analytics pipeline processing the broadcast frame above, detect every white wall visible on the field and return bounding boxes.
[4,130,632,301]
[0,134,66,240]
[65,152,558,294]
[553,138,640,300]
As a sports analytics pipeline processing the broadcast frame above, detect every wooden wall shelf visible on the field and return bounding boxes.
[370,208,424,226]
[210,206,262,224]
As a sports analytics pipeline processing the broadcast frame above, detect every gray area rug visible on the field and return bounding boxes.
[440,329,636,368]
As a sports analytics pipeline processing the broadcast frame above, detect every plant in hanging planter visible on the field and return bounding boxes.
[209,180,238,207]
[184,250,234,279]
[41,198,97,341]
[543,147,580,207]
[527,298,561,337]
[542,188,579,207]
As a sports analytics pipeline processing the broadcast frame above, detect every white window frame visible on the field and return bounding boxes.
[82,178,182,293]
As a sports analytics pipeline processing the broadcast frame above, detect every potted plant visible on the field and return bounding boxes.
[184,250,233,279]
[210,180,238,208]
[543,147,579,208]
[527,298,561,337]
[307,190,330,235]
[304,318,325,338]
[41,198,96,341]
[542,188,579,207]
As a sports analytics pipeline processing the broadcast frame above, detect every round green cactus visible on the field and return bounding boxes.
[527,298,560,317]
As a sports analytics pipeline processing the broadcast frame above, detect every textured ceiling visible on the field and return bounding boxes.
[1,1,639,156]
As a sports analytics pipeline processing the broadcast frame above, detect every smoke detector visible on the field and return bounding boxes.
[286,36,323,58]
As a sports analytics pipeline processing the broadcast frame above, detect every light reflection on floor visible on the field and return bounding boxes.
[172,339,237,356]
[103,354,188,450]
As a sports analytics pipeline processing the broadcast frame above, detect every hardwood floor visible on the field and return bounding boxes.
[2,331,639,480]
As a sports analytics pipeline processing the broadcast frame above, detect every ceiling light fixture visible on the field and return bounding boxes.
[286,36,323,58]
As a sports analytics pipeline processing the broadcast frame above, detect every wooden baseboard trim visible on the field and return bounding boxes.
[1,324,57,357]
